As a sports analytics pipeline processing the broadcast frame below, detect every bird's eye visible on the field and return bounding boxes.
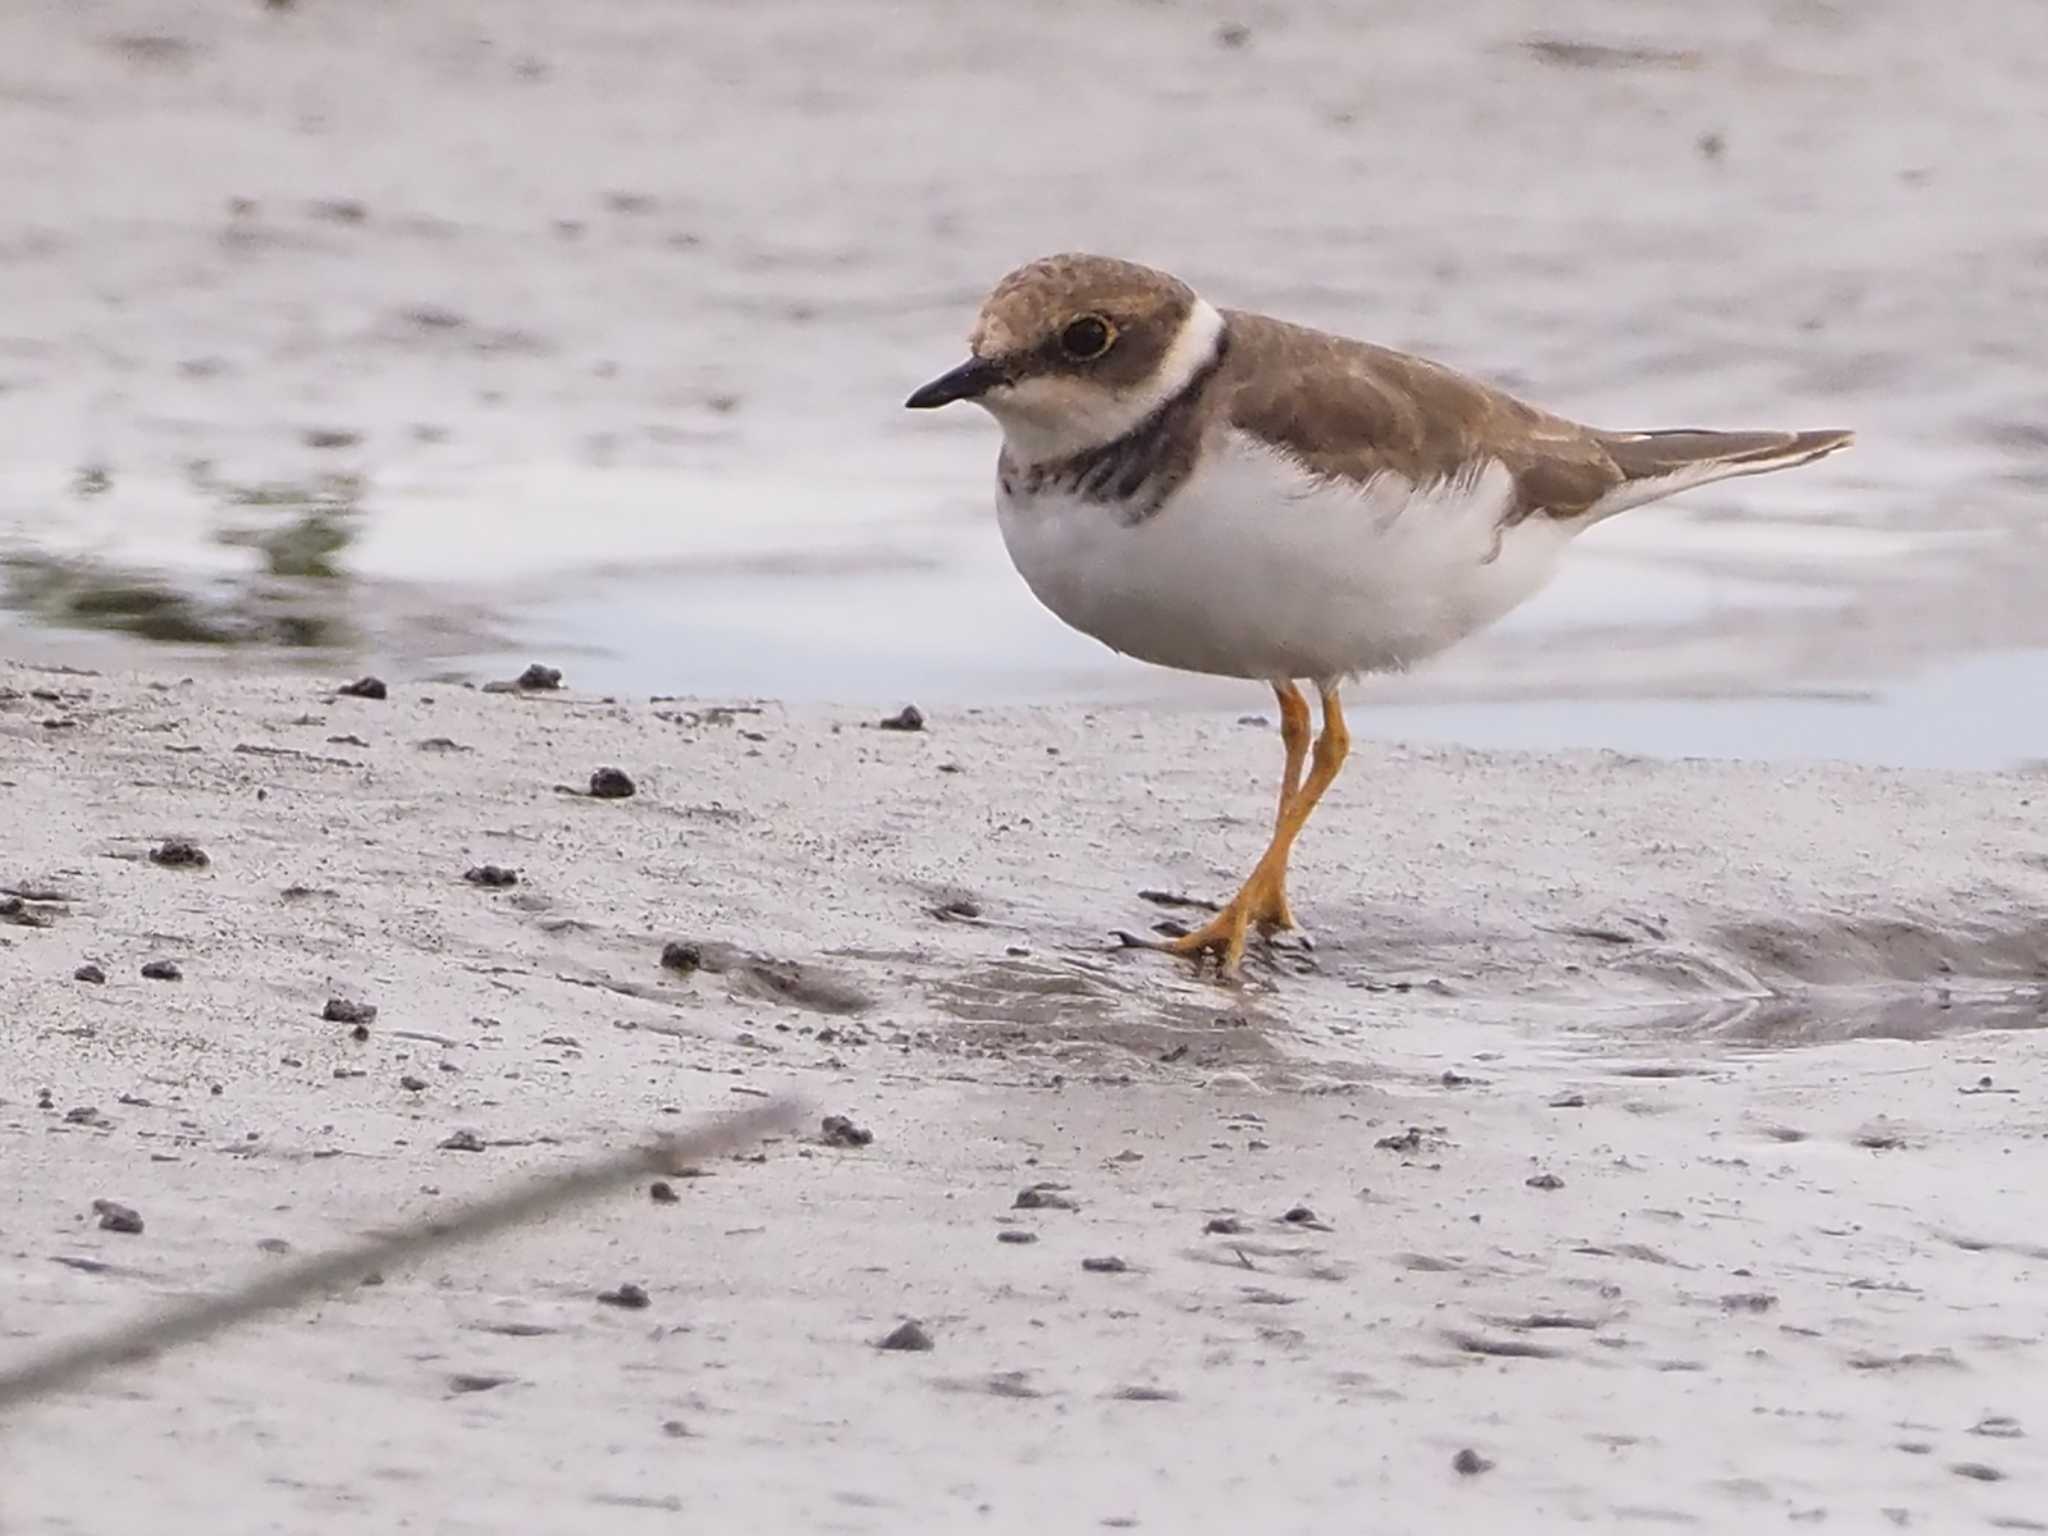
[1059,315,1116,362]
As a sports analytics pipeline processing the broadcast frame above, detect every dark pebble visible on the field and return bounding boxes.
[1204,1216,1246,1235]
[588,766,636,798]
[1375,1127,1426,1153]
[257,1237,292,1254]
[1282,1205,1323,1225]
[149,839,209,869]
[439,1129,486,1152]
[338,676,388,700]
[649,1180,679,1204]
[323,998,378,1025]
[1525,1173,1565,1191]
[659,941,702,975]
[74,964,106,984]
[448,1372,513,1394]
[1720,1292,1778,1315]
[933,897,982,921]
[597,1283,650,1310]
[1081,1256,1129,1274]
[400,1074,428,1092]
[877,704,925,732]
[821,1114,873,1148]
[516,664,563,690]
[1951,1462,2005,1482]
[877,1320,933,1352]
[1013,1185,1079,1211]
[997,1229,1037,1245]
[93,1199,144,1235]
[349,1022,371,1042]
[140,959,182,981]
[464,864,519,888]
[65,1106,106,1126]
[1453,1448,1493,1476]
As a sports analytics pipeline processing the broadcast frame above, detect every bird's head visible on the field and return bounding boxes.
[905,253,1225,464]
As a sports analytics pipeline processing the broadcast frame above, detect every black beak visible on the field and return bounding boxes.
[905,357,1004,410]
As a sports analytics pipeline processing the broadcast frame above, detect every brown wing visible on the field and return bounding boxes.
[1216,310,1629,521]
[1216,311,1853,523]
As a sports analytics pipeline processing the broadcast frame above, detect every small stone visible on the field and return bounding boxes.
[464,864,518,888]
[515,663,563,690]
[1013,1185,1078,1211]
[322,998,378,1025]
[1281,1205,1324,1226]
[93,1199,144,1235]
[65,1106,106,1126]
[1526,1173,1565,1191]
[1969,1415,2024,1440]
[1950,1462,2005,1482]
[1547,1093,1587,1109]
[1215,21,1253,48]
[140,959,182,981]
[1720,1291,1778,1313]
[337,676,387,700]
[1452,1448,1493,1476]
[256,1237,292,1255]
[597,1283,650,1310]
[1081,1256,1129,1274]
[649,1180,679,1204]
[588,766,636,798]
[439,1129,486,1152]
[74,964,106,984]
[448,1372,513,1394]
[399,1074,428,1092]
[877,704,925,732]
[997,1229,1037,1245]
[659,941,702,975]
[821,1114,873,1148]
[1204,1216,1246,1235]
[349,1022,371,1042]
[877,1320,933,1352]
[149,839,209,869]
[1376,1127,1426,1153]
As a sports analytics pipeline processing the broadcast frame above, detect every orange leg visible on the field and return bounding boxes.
[1266,681,1311,933]
[1160,682,1351,978]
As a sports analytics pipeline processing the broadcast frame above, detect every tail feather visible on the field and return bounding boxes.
[1590,427,1853,519]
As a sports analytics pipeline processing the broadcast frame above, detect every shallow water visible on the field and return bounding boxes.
[2,0,2046,765]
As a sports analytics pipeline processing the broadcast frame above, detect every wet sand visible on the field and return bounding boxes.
[2,660,2044,1531]
[2,1,2046,754]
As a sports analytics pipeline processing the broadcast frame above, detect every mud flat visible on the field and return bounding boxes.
[0,659,2042,1531]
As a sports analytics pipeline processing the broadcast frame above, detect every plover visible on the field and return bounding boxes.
[906,253,1852,977]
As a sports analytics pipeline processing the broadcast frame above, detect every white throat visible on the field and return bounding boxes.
[980,297,1225,466]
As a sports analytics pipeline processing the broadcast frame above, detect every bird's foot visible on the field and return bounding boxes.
[1118,864,1297,980]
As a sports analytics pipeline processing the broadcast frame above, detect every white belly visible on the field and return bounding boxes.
[994,430,1577,682]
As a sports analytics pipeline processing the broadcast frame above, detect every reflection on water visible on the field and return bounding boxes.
[1,469,365,648]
